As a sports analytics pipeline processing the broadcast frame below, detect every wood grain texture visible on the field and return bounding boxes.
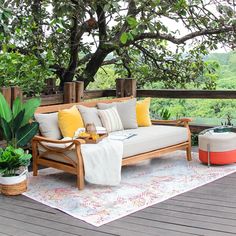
[1,171,236,235]
[35,96,131,113]
[137,89,236,99]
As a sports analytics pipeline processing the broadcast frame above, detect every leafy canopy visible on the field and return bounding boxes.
[1,0,235,91]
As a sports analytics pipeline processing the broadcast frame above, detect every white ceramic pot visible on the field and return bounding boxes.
[0,173,27,185]
[0,169,28,195]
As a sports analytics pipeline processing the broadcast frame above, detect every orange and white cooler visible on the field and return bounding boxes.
[199,131,236,166]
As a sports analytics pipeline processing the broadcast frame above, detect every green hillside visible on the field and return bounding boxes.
[88,51,236,126]
[208,52,236,89]
[150,51,236,125]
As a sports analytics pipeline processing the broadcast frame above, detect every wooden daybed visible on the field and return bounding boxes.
[32,97,192,190]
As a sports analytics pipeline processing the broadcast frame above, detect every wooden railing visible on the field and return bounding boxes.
[137,89,236,99]
[1,78,236,139]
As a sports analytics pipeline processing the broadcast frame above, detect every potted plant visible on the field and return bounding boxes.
[0,92,40,195]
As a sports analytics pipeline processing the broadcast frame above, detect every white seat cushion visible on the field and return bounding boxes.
[121,125,188,158]
[38,125,188,163]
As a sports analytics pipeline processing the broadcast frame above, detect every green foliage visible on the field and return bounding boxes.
[87,65,117,90]
[0,51,54,96]
[1,0,235,89]
[0,0,12,36]
[207,51,236,89]
[120,32,128,44]
[0,94,40,148]
[221,113,234,126]
[159,108,171,120]
[0,146,31,176]
[191,134,199,146]
[0,92,12,122]
[114,44,219,89]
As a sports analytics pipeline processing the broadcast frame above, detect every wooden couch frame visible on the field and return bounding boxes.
[32,97,192,190]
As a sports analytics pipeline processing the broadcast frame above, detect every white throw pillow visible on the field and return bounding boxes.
[97,98,138,129]
[98,107,123,133]
[34,112,61,139]
[77,105,102,126]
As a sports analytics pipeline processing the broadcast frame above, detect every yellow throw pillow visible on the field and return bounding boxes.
[58,105,84,137]
[136,98,152,127]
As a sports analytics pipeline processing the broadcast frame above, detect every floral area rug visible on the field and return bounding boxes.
[23,151,236,226]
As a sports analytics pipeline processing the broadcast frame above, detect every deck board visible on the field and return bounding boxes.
[1,161,236,235]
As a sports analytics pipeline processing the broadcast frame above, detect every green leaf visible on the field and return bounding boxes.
[127,32,134,41]
[0,117,12,142]
[16,122,39,147]
[120,32,128,44]
[12,97,23,118]
[21,98,41,126]
[0,92,12,122]
[126,16,138,28]
[13,109,25,132]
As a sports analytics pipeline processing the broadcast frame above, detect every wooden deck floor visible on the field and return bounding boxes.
[1,159,236,235]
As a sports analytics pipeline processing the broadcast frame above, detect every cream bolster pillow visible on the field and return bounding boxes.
[34,112,62,140]
[77,105,102,127]
[98,107,123,133]
[97,98,138,129]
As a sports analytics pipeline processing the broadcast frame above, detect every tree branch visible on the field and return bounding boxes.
[113,0,138,41]
[133,43,161,69]
[133,26,235,45]
[116,49,132,77]
[76,46,113,87]
[96,4,107,42]
[102,57,121,65]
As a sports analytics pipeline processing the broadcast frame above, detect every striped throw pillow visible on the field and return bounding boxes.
[98,107,123,133]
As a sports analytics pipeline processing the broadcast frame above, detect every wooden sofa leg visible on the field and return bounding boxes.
[76,147,85,190]
[186,144,192,161]
[32,141,38,176]
[77,164,84,190]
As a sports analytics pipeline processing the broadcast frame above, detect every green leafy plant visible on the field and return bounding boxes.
[0,52,54,96]
[221,112,234,126]
[0,93,40,148]
[159,108,171,120]
[0,146,31,176]
[191,133,199,146]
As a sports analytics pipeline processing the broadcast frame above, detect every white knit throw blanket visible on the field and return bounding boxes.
[81,138,123,186]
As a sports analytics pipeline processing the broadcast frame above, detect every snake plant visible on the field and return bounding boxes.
[0,93,40,148]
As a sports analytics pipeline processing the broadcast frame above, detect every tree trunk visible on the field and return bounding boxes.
[76,47,111,88]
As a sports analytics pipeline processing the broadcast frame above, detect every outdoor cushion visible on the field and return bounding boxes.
[39,125,188,164]
[136,98,152,127]
[97,98,138,129]
[77,105,102,127]
[98,107,123,132]
[58,105,84,138]
[122,125,188,157]
[34,112,61,140]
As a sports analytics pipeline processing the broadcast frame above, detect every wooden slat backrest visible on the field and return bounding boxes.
[35,97,131,114]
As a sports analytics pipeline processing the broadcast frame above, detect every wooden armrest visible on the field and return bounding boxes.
[151,118,192,125]
[32,135,86,145]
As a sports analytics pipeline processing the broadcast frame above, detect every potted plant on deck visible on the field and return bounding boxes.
[0,92,40,195]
